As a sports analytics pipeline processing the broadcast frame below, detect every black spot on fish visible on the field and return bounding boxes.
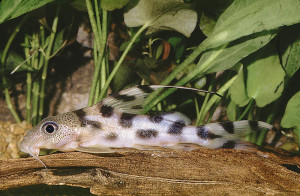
[220,121,234,134]
[74,109,86,118]
[209,133,222,139]
[249,120,259,131]
[168,120,185,135]
[106,132,118,141]
[131,105,143,109]
[113,93,136,102]
[149,114,163,123]
[84,120,102,129]
[75,109,102,128]
[137,85,154,93]
[197,126,207,139]
[220,141,236,149]
[197,126,222,140]
[74,109,87,127]
[137,129,158,139]
[100,105,113,117]
[120,113,136,128]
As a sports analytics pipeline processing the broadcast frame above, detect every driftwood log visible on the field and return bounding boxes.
[0,147,299,195]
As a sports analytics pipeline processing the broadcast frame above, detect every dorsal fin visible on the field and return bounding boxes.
[99,85,221,114]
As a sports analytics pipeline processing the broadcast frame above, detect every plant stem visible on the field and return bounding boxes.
[87,5,107,105]
[86,0,101,48]
[237,99,254,121]
[95,10,108,102]
[31,82,40,125]
[144,45,226,113]
[24,36,32,123]
[143,44,206,110]
[206,103,218,124]
[94,76,100,101]
[248,103,257,143]
[0,16,28,123]
[31,33,40,125]
[198,75,237,125]
[99,10,107,91]
[38,6,60,122]
[256,101,278,145]
[94,0,102,35]
[97,23,150,102]
[101,52,108,90]
[89,50,103,105]
[196,77,214,125]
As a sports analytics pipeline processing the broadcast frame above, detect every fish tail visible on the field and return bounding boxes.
[196,120,274,150]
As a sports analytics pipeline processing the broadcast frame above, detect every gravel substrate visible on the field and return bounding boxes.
[0,121,31,159]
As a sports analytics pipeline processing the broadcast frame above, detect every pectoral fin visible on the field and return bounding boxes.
[76,143,115,153]
[167,143,201,151]
[132,144,165,151]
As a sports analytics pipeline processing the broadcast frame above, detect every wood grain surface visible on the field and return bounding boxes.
[0,147,299,195]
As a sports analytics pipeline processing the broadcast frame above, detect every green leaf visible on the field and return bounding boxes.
[199,13,216,37]
[281,91,300,128]
[100,0,130,11]
[0,51,33,73]
[246,42,285,107]
[230,65,250,107]
[168,36,186,61]
[0,0,55,24]
[201,0,300,51]
[227,100,239,121]
[200,31,277,73]
[198,0,233,36]
[279,25,300,77]
[70,0,87,12]
[52,28,66,55]
[112,62,138,92]
[197,75,237,125]
[124,0,197,37]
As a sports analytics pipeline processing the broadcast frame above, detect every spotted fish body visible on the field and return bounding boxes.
[20,85,273,157]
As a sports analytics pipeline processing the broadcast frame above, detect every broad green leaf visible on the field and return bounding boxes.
[199,13,216,37]
[70,0,87,12]
[246,42,285,107]
[100,0,130,11]
[0,0,55,24]
[227,100,238,121]
[214,0,253,27]
[124,0,197,37]
[0,51,33,73]
[279,25,300,77]
[281,91,300,128]
[200,31,276,73]
[230,65,250,107]
[201,0,300,51]
[198,0,233,36]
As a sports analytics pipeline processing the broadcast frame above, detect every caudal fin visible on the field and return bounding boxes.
[196,120,273,150]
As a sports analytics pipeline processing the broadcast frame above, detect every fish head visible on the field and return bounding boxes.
[20,112,80,156]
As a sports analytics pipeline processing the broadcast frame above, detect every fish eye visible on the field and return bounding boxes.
[42,122,58,134]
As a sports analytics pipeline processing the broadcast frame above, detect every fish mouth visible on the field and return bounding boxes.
[20,142,40,157]
[20,142,48,168]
